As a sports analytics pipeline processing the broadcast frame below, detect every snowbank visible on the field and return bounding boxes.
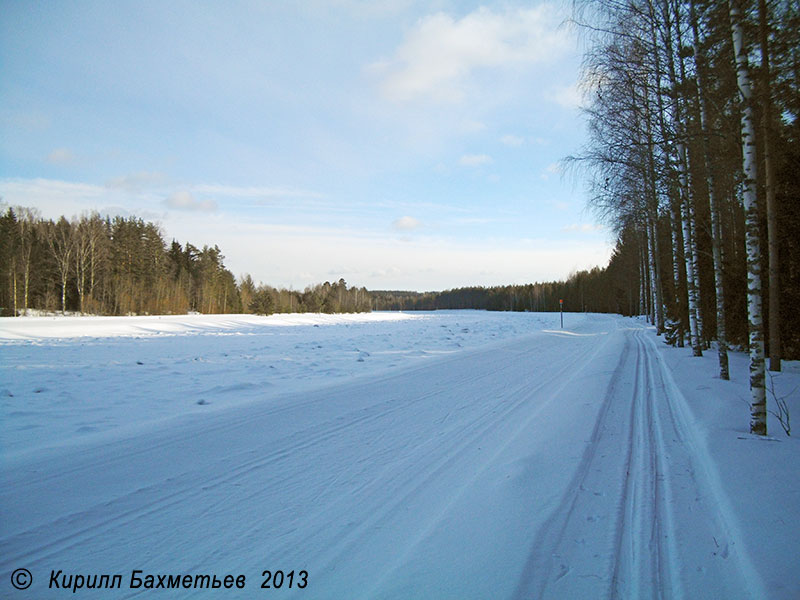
[0,311,420,341]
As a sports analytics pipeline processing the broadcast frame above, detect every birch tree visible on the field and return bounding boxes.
[45,217,75,314]
[729,0,766,435]
[16,207,39,315]
[657,0,703,356]
[690,0,729,378]
[759,0,780,372]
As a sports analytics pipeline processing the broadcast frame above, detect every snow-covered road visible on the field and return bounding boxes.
[1,312,797,598]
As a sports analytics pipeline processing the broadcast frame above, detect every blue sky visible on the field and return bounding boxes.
[0,0,611,292]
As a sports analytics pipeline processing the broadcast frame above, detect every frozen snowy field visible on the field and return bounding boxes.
[1,311,798,598]
[0,311,559,456]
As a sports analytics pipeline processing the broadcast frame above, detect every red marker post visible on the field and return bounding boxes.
[559,298,563,329]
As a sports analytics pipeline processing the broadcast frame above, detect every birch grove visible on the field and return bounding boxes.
[568,0,799,435]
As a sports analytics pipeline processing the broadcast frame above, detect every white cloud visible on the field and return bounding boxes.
[369,265,403,279]
[299,0,419,18]
[500,134,524,147]
[0,177,613,292]
[452,217,497,225]
[3,110,51,131]
[393,215,421,231]
[0,176,325,219]
[562,223,604,233]
[181,216,613,291]
[106,171,168,192]
[0,177,103,208]
[0,177,165,222]
[459,120,487,134]
[548,83,582,109]
[540,162,562,180]
[459,154,493,167]
[47,148,76,165]
[191,184,324,200]
[370,5,570,104]
[552,200,571,211]
[164,190,217,212]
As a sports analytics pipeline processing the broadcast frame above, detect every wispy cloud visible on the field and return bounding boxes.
[46,148,76,165]
[191,184,324,200]
[1,176,326,217]
[106,171,169,192]
[0,177,156,221]
[298,0,419,19]
[548,83,582,109]
[2,110,51,131]
[369,5,570,104]
[540,162,562,180]
[552,200,570,211]
[459,154,493,167]
[500,134,524,147]
[0,177,103,203]
[392,215,421,231]
[164,190,217,212]
[196,217,613,291]
[562,223,604,233]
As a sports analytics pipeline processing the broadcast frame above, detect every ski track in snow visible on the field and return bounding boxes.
[0,312,796,599]
[513,327,765,599]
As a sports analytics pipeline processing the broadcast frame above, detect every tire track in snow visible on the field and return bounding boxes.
[514,326,763,600]
[1,325,607,583]
[2,359,519,571]
[262,326,618,594]
[513,328,634,599]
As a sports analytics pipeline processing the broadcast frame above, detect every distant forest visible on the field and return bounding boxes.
[0,207,370,316]
[0,205,641,323]
[1,197,798,360]
[372,256,636,315]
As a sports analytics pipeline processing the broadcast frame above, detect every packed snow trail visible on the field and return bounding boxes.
[513,327,764,599]
[0,314,777,598]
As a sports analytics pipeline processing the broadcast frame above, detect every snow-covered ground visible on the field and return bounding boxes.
[0,311,560,457]
[1,311,798,598]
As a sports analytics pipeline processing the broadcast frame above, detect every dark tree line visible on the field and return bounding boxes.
[0,206,370,316]
[372,229,641,316]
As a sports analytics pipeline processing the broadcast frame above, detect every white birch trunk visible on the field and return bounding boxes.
[651,217,665,333]
[660,0,702,356]
[709,184,731,380]
[678,158,703,357]
[639,239,648,318]
[22,265,29,315]
[759,0,780,372]
[11,266,18,316]
[670,199,685,347]
[647,217,662,331]
[730,0,766,435]
[648,0,680,340]
[691,0,729,378]
[687,173,704,347]
[641,81,665,335]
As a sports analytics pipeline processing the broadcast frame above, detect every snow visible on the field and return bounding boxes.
[1,311,798,598]
[0,311,420,341]
[0,311,558,457]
